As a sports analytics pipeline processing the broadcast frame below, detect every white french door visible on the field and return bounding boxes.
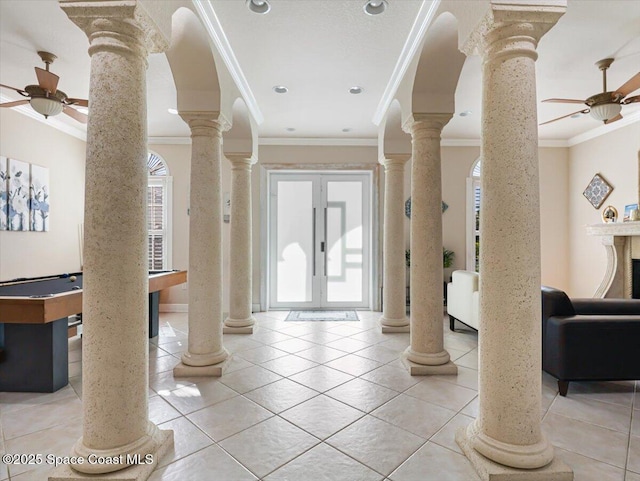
[269,172,370,309]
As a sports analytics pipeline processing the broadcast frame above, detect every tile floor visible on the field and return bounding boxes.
[1,310,639,480]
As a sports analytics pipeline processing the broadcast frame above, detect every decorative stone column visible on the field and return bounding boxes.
[401,114,457,376]
[173,113,229,377]
[455,3,572,480]
[53,1,172,479]
[224,154,256,334]
[380,155,410,332]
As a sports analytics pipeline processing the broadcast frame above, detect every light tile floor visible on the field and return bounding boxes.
[1,310,638,480]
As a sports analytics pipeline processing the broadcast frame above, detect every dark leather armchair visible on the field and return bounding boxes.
[541,286,640,396]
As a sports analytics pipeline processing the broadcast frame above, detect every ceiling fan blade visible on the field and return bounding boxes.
[0,83,28,96]
[542,98,586,104]
[622,94,640,105]
[35,67,59,94]
[539,109,590,126]
[65,98,88,107]
[0,100,30,108]
[604,113,623,124]
[615,72,640,97]
[63,105,88,123]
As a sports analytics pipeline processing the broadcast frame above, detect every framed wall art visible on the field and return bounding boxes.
[583,173,613,209]
[30,163,50,232]
[0,156,7,231]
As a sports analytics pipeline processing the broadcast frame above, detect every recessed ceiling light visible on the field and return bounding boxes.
[342,128,352,132]
[364,0,387,15]
[168,108,178,115]
[286,127,296,132]
[459,110,472,117]
[273,85,288,94]
[349,86,363,95]
[247,0,270,14]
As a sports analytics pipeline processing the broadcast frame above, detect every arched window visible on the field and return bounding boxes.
[466,158,481,272]
[147,151,172,270]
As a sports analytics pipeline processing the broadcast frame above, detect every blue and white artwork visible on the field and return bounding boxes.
[30,164,49,232]
[0,156,7,230]
[7,158,30,231]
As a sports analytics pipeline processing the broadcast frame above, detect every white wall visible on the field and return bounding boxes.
[0,109,86,280]
[567,122,640,297]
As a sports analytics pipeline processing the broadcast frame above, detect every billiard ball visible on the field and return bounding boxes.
[69,275,77,282]
[61,273,69,278]
[72,285,81,290]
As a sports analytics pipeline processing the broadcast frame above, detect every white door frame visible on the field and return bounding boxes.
[264,169,375,310]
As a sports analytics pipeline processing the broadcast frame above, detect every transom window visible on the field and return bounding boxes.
[147,152,172,271]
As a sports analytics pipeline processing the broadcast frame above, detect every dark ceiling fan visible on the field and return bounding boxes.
[0,51,88,123]
[540,58,639,126]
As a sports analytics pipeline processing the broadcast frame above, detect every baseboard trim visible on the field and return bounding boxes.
[160,304,188,313]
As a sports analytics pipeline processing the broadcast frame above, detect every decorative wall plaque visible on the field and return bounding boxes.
[583,173,613,209]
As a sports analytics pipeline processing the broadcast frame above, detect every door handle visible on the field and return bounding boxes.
[323,207,328,276]
[312,208,316,276]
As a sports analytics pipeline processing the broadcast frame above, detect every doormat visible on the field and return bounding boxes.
[285,311,359,322]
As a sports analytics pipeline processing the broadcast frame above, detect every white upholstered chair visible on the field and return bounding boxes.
[446,270,479,331]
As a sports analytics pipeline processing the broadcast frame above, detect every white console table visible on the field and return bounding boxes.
[586,222,640,298]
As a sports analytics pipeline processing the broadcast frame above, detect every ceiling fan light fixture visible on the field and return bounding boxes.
[364,0,387,15]
[590,102,621,121]
[247,0,270,14]
[30,96,63,118]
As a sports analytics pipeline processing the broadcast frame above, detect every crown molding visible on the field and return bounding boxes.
[192,0,264,125]
[259,137,378,147]
[372,0,441,126]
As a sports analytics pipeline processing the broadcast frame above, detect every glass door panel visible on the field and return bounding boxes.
[271,179,315,306]
[326,181,364,303]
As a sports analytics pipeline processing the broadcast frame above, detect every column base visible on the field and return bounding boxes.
[224,316,256,333]
[174,354,231,377]
[456,426,573,481]
[223,326,254,334]
[380,315,410,333]
[49,424,173,479]
[401,351,458,375]
[382,325,410,333]
[180,347,228,367]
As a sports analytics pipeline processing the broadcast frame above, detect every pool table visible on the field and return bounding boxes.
[0,270,187,392]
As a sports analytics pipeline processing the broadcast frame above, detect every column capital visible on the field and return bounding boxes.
[226,153,258,166]
[380,154,410,168]
[59,0,169,55]
[461,1,566,58]
[180,111,231,132]
[180,112,231,139]
[403,113,452,139]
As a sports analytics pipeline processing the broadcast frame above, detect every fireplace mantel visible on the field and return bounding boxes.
[586,222,640,298]
[586,222,640,237]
